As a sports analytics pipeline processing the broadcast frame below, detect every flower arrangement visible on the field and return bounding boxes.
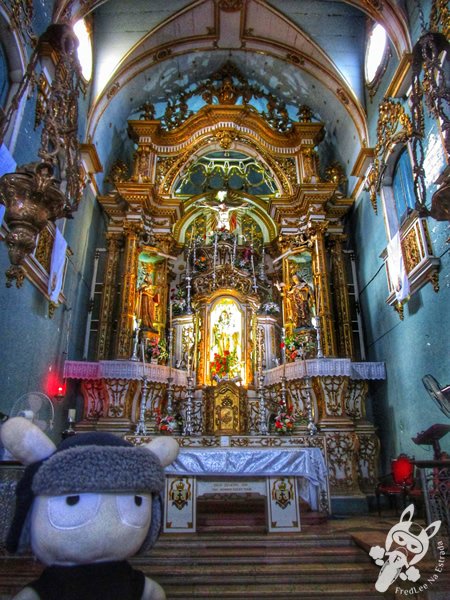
[146,338,168,363]
[194,255,208,271]
[170,286,187,315]
[235,247,252,271]
[273,407,295,434]
[260,301,280,315]
[208,229,235,244]
[210,349,239,381]
[155,412,182,434]
[283,332,316,361]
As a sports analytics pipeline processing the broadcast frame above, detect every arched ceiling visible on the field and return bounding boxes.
[55,0,411,196]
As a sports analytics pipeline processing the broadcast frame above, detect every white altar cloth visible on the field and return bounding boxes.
[165,447,328,510]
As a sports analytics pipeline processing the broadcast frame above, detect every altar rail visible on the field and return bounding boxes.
[64,359,385,384]
[264,360,385,385]
[64,360,187,385]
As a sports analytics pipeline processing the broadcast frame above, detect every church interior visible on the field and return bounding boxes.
[0,0,449,597]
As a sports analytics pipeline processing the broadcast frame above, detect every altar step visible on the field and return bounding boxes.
[132,532,393,598]
[2,529,448,599]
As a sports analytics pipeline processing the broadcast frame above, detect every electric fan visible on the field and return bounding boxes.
[9,391,55,432]
[422,374,450,418]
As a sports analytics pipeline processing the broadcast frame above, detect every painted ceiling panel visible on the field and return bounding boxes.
[92,0,194,97]
[266,0,366,100]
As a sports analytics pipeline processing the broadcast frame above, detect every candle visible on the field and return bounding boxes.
[169,303,173,328]
[68,409,76,421]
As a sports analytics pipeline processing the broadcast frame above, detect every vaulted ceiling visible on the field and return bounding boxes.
[54,0,411,196]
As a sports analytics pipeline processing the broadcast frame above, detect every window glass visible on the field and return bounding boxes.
[73,19,92,82]
[365,24,387,83]
[392,149,415,223]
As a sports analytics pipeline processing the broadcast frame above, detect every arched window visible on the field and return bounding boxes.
[392,148,415,224]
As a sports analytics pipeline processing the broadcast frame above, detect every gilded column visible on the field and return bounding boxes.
[329,234,354,359]
[309,221,337,356]
[97,232,122,359]
[116,222,141,358]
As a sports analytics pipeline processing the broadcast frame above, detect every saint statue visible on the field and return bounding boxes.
[136,267,159,331]
[286,274,315,328]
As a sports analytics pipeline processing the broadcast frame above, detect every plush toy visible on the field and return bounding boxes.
[1,416,179,600]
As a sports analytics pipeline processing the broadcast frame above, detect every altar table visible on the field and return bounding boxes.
[164,447,329,533]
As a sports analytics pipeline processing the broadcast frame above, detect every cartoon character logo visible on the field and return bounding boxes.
[369,504,441,593]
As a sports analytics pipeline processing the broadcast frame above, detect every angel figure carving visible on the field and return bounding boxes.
[195,191,252,231]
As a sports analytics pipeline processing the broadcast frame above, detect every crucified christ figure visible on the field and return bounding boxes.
[195,191,251,231]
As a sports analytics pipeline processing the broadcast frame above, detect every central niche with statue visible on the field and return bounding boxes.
[209,299,244,383]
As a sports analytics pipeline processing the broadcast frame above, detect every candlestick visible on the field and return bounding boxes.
[213,232,218,287]
[232,233,237,265]
[141,337,146,378]
[258,246,266,281]
[135,377,149,436]
[130,325,140,361]
[258,371,268,435]
[166,376,174,416]
[304,375,317,436]
[183,374,194,436]
[250,245,258,294]
[193,234,197,271]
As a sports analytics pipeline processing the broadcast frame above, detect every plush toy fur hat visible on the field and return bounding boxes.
[7,431,167,554]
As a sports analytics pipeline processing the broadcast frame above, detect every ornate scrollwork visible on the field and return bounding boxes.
[193,263,256,297]
[38,24,84,213]
[0,162,65,287]
[410,28,450,220]
[138,61,306,134]
[326,431,358,492]
[324,161,347,190]
[368,98,414,212]
[107,160,129,185]
[356,431,379,493]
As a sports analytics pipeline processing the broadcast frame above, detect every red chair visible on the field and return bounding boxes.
[376,454,421,515]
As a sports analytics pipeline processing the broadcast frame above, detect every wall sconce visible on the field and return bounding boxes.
[55,384,66,401]
[0,24,83,288]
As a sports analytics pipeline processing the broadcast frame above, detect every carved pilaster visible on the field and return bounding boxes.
[97,233,122,359]
[329,234,354,359]
[314,375,352,425]
[355,424,380,494]
[309,221,337,356]
[116,223,140,358]
[325,429,362,496]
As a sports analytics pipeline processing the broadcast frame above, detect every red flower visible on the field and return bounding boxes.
[280,342,285,349]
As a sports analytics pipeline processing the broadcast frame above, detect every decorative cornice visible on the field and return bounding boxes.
[128,106,324,152]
